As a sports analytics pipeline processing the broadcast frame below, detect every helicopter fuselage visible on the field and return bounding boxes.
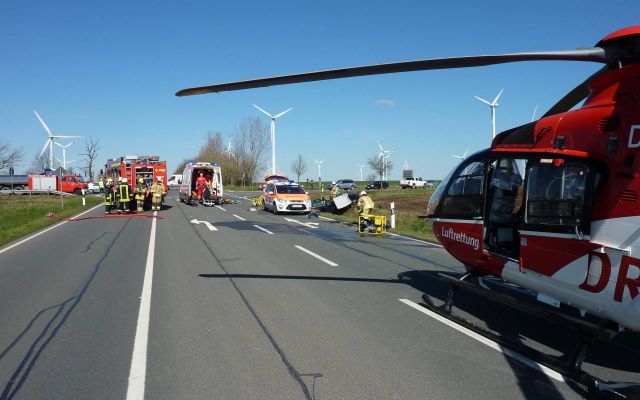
[428,64,640,331]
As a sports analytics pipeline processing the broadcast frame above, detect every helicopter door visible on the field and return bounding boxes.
[484,158,527,259]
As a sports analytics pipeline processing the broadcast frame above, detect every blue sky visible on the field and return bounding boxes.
[1,1,637,180]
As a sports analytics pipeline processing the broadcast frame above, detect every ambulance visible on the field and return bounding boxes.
[179,162,223,205]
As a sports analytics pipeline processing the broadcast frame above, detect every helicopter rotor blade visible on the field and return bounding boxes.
[542,65,611,118]
[176,48,607,96]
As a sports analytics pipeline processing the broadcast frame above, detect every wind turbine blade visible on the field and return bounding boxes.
[253,104,273,118]
[492,89,504,105]
[378,141,384,152]
[54,135,82,140]
[274,108,293,119]
[474,96,492,106]
[463,149,469,157]
[531,105,538,122]
[55,142,63,148]
[39,141,50,158]
[34,111,53,137]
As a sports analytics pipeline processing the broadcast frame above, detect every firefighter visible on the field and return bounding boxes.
[196,172,206,202]
[150,176,165,211]
[330,181,339,198]
[104,178,115,214]
[135,177,148,213]
[357,191,374,215]
[118,177,132,213]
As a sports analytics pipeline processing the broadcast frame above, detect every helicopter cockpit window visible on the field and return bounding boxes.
[525,164,588,228]
[439,160,485,219]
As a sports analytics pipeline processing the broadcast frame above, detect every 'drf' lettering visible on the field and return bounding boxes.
[614,256,640,302]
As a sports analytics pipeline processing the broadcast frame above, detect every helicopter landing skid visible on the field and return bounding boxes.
[420,273,640,400]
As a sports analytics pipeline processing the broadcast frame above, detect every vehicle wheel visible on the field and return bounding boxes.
[73,188,82,195]
[273,207,279,215]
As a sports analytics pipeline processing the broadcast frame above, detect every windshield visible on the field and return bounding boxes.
[276,185,305,194]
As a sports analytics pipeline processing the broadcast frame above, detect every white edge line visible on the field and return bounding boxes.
[215,205,227,211]
[0,203,102,256]
[253,224,274,235]
[294,245,338,267]
[385,232,442,248]
[232,214,246,221]
[318,215,335,221]
[126,211,157,400]
[398,299,566,382]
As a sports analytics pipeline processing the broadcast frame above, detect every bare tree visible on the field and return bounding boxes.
[80,137,101,182]
[25,153,49,174]
[233,117,269,187]
[291,154,307,182]
[0,142,23,171]
[367,154,393,181]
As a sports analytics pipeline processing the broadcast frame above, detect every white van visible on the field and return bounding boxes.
[167,174,182,188]
[179,162,223,205]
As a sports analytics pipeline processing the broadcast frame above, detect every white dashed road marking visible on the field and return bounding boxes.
[294,245,338,267]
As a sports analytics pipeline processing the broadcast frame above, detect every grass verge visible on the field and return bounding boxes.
[0,194,103,247]
[310,188,437,243]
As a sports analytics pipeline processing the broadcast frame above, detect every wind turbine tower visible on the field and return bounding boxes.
[314,159,324,191]
[254,104,292,175]
[357,163,365,182]
[475,89,503,138]
[34,111,82,170]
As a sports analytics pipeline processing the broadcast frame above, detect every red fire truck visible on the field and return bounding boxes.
[105,155,168,210]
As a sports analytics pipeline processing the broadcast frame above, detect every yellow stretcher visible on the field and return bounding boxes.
[358,214,387,236]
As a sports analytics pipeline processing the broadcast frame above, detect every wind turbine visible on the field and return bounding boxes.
[475,89,503,138]
[377,141,393,181]
[34,111,82,170]
[225,137,234,159]
[357,163,365,182]
[55,142,75,169]
[253,104,292,175]
[451,149,469,160]
[55,156,77,170]
[314,159,324,191]
[531,105,538,122]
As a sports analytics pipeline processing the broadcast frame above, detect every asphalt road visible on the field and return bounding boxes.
[0,190,638,400]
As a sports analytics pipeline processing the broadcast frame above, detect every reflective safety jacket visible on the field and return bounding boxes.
[135,184,148,200]
[357,195,374,213]
[150,182,164,198]
[118,184,131,202]
[104,186,114,205]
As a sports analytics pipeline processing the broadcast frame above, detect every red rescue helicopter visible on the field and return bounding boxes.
[177,26,640,395]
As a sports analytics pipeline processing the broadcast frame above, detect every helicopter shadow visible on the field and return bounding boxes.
[399,270,640,374]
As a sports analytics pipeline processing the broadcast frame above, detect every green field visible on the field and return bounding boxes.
[309,187,437,243]
[0,194,104,247]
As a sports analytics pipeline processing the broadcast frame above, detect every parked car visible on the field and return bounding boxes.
[329,179,357,190]
[425,180,436,188]
[365,181,389,190]
[400,177,426,189]
[87,182,102,193]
